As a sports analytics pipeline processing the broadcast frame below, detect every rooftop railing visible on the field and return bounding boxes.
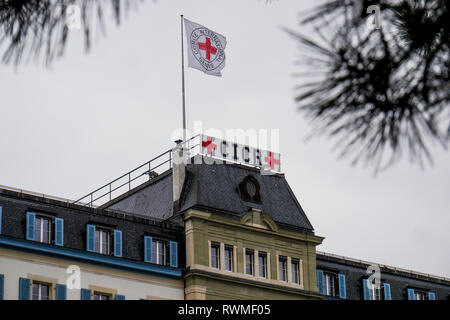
[316,250,450,282]
[73,135,202,208]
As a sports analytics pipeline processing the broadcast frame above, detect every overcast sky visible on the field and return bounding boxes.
[1,0,449,278]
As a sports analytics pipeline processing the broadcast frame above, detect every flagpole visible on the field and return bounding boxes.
[180,14,187,143]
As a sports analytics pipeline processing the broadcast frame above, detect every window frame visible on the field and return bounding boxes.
[245,249,255,276]
[371,284,385,300]
[224,244,234,272]
[210,242,220,269]
[278,256,287,282]
[291,258,300,284]
[152,239,168,266]
[34,215,52,244]
[94,227,111,255]
[323,272,339,297]
[414,290,428,301]
[93,291,112,300]
[31,281,51,300]
[258,252,268,278]
[366,280,387,300]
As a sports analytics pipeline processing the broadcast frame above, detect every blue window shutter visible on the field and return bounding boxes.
[55,218,64,246]
[428,292,435,300]
[0,206,3,234]
[338,274,347,299]
[19,277,31,300]
[81,288,92,300]
[114,294,125,300]
[384,283,392,300]
[114,230,123,257]
[363,279,371,300]
[316,270,324,294]
[169,241,178,267]
[86,224,96,252]
[407,288,415,300]
[55,284,67,300]
[144,236,153,263]
[26,212,36,241]
[0,274,4,300]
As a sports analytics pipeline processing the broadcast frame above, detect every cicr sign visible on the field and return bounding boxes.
[199,134,281,173]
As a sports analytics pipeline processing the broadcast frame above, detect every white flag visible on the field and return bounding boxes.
[183,18,227,77]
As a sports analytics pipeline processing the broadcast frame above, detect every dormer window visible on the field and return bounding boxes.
[95,228,110,255]
[86,224,122,257]
[35,216,52,244]
[26,212,64,246]
[152,239,167,265]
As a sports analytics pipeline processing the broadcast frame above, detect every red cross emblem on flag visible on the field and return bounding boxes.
[198,37,217,61]
[265,152,280,170]
[202,136,217,155]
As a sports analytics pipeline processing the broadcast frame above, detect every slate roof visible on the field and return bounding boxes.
[105,161,314,232]
[105,170,174,220]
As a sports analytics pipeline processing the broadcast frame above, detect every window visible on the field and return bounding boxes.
[370,284,384,300]
[258,252,267,278]
[32,282,50,300]
[95,228,110,255]
[278,256,287,281]
[27,212,64,246]
[364,279,388,300]
[414,290,427,300]
[35,216,51,244]
[224,245,234,271]
[367,280,389,300]
[245,249,254,275]
[152,240,167,265]
[291,259,300,284]
[324,272,339,297]
[93,292,111,300]
[210,242,220,269]
[407,288,433,300]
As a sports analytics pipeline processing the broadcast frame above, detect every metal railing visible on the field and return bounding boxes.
[73,135,202,208]
[316,251,450,282]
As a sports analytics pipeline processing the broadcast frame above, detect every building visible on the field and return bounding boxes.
[105,154,324,299]
[0,136,449,300]
[0,187,184,300]
[316,251,450,300]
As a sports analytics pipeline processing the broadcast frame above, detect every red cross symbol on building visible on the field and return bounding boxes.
[202,136,217,155]
[198,37,217,61]
[265,152,280,169]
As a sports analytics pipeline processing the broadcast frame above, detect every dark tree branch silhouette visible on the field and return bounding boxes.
[288,0,449,172]
[0,0,142,65]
